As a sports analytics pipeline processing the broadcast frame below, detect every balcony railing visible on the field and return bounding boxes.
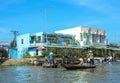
[29,42,80,48]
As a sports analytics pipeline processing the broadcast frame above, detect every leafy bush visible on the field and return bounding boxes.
[116,50,120,56]
[0,48,8,58]
[23,51,31,58]
[0,53,2,57]
[22,51,49,58]
[42,51,49,57]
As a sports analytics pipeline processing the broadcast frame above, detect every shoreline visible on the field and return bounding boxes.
[0,57,63,66]
[1,57,120,66]
[1,58,43,66]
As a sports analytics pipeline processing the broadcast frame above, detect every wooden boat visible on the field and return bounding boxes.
[42,63,57,68]
[62,64,96,70]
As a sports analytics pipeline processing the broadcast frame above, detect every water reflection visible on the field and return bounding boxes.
[0,62,120,83]
[15,67,32,83]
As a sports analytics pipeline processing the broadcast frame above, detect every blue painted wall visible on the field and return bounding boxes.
[17,33,30,58]
[9,48,18,58]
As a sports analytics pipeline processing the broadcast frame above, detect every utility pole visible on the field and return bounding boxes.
[11,30,19,48]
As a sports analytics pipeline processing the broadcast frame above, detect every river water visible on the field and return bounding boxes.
[0,62,120,83]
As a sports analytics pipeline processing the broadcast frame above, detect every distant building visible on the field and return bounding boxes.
[55,26,107,47]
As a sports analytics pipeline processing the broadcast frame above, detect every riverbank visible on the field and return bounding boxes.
[1,58,42,66]
[1,57,120,66]
[1,57,63,66]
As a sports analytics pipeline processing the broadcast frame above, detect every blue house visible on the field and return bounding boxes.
[10,32,79,58]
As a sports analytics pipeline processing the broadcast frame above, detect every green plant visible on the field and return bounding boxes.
[61,51,65,56]
[116,50,120,56]
[22,51,31,58]
[94,49,102,57]
[42,51,49,57]
[0,53,2,57]
[0,48,8,58]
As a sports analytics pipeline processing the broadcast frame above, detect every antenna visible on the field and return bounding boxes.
[41,6,53,51]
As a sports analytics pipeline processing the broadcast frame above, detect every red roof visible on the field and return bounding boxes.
[93,29,98,32]
[36,46,46,50]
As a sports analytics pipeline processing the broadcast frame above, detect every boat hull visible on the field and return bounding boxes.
[63,64,96,70]
[42,63,57,68]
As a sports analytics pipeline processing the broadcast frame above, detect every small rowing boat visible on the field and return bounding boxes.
[62,64,96,70]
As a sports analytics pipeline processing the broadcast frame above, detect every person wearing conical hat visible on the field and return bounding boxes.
[48,52,54,65]
[88,50,94,65]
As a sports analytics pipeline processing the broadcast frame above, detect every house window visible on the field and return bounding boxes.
[36,36,41,43]
[30,36,36,43]
[21,39,24,44]
[80,33,83,41]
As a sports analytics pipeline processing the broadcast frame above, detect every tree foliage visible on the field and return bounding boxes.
[0,48,8,58]
[42,51,49,57]
[116,50,120,56]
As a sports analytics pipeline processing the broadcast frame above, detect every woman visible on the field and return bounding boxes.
[48,52,54,65]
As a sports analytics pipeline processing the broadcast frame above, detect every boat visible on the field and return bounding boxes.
[62,64,96,70]
[42,63,58,68]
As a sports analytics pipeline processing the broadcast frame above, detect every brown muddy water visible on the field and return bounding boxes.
[0,62,120,83]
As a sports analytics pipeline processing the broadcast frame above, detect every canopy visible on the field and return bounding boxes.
[88,46,95,49]
[36,46,46,50]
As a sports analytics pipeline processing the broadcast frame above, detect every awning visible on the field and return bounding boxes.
[36,46,46,50]
[88,46,95,49]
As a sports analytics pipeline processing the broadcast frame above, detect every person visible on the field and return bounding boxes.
[48,52,54,65]
[83,55,88,63]
[104,54,108,62]
[108,56,113,62]
[79,56,83,65]
[88,50,94,65]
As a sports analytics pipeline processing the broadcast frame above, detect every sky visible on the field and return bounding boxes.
[0,0,120,44]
